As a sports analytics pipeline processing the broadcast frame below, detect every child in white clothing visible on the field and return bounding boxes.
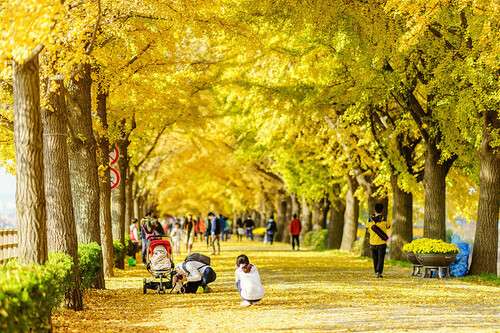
[235,254,265,306]
[170,223,182,255]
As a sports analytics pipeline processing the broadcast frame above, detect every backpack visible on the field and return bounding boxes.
[182,253,211,276]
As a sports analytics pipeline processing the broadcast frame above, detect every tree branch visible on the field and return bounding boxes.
[85,0,101,55]
[406,92,430,142]
[23,45,44,64]
[460,10,473,50]
[69,0,84,9]
[0,113,14,131]
[252,162,284,184]
[0,79,13,94]
[133,123,172,171]
[122,43,151,69]
[428,24,463,60]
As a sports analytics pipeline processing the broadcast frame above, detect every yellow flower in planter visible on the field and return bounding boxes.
[252,228,267,236]
[403,238,459,254]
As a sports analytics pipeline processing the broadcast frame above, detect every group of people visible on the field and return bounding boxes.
[130,210,308,263]
[234,213,302,250]
[132,203,391,307]
[129,210,236,263]
[171,252,265,307]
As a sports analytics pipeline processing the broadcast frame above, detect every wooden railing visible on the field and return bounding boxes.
[0,228,18,264]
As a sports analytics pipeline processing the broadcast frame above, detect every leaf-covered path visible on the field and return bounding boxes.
[53,240,500,332]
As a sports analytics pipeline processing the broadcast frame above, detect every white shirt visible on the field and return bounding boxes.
[176,261,210,282]
[129,224,139,242]
[235,265,265,300]
[170,227,182,242]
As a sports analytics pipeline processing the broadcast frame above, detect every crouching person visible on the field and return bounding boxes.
[235,254,264,306]
[173,253,216,294]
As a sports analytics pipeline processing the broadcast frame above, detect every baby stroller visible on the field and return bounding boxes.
[143,235,175,294]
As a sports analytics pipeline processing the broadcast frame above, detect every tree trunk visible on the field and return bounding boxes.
[66,64,104,289]
[423,140,454,241]
[389,174,413,260]
[111,139,128,269]
[291,193,300,217]
[259,200,267,228]
[94,89,114,278]
[282,196,292,243]
[43,79,83,310]
[276,192,287,241]
[301,196,312,241]
[312,198,329,231]
[469,109,500,276]
[327,196,345,250]
[322,198,331,227]
[13,56,48,265]
[139,195,145,218]
[126,171,134,222]
[341,175,359,252]
[134,196,140,221]
[251,209,260,228]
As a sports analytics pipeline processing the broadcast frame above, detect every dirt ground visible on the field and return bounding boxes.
[52,239,500,332]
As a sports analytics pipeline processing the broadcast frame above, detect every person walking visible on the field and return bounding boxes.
[289,214,302,251]
[170,222,182,255]
[220,215,228,241]
[205,215,212,249]
[140,211,154,264]
[367,203,391,278]
[129,218,139,258]
[265,215,278,245]
[152,215,164,235]
[209,212,221,255]
[244,216,255,240]
[199,218,206,242]
[236,217,244,242]
[183,213,196,255]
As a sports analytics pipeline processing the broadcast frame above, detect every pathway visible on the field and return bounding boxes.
[53,240,500,332]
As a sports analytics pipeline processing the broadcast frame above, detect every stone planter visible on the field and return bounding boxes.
[404,252,420,265]
[404,251,423,277]
[416,253,457,267]
[416,253,458,279]
[253,233,264,241]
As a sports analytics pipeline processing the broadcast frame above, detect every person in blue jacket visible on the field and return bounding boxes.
[209,212,221,255]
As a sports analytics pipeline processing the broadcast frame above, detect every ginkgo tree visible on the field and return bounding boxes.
[1,0,499,293]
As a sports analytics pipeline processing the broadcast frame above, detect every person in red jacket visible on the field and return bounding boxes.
[289,214,302,251]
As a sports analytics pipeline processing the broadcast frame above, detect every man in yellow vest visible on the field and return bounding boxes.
[367,203,391,278]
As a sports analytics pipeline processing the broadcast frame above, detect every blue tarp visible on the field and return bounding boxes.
[450,235,470,277]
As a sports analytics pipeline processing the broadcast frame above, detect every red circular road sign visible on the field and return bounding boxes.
[110,167,120,190]
[109,146,119,165]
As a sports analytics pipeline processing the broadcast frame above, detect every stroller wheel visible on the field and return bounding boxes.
[157,285,161,294]
[143,278,147,295]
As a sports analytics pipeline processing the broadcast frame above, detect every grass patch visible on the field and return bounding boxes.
[458,273,500,287]
[385,258,412,268]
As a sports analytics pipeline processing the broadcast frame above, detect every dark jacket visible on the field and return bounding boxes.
[266,219,277,234]
[244,218,255,229]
